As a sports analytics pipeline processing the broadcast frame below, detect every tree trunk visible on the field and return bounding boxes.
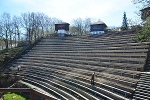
[5,31,8,49]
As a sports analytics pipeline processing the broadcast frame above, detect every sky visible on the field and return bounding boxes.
[0,0,140,27]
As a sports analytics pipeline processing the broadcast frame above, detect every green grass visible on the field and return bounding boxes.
[4,92,26,100]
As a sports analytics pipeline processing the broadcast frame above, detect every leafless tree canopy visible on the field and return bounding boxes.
[132,0,150,8]
[0,12,103,48]
[71,18,101,35]
[0,12,62,49]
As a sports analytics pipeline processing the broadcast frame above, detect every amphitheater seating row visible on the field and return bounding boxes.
[17,56,145,71]
[22,67,127,100]
[7,31,149,99]
[16,58,140,79]
[12,61,135,99]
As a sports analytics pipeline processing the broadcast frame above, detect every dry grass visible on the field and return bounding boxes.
[0,40,5,46]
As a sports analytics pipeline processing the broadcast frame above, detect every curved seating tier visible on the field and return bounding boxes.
[8,31,149,99]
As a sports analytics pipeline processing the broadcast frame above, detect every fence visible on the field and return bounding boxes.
[0,88,55,100]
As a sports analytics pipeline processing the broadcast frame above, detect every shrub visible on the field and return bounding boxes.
[17,41,28,47]
[133,17,150,42]
[4,92,26,100]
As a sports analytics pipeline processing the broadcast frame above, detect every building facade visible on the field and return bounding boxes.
[140,7,150,20]
[90,22,107,35]
[55,22,70,36]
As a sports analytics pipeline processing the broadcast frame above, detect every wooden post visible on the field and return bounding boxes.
[0,88,56,100]
[30,89,35,100]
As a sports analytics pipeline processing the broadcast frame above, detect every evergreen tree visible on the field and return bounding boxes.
[121,12,128,31]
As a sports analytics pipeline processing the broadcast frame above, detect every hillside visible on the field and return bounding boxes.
[3,31,150,100]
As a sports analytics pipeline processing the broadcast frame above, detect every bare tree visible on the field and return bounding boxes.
[0,12,11,49]
[32,12,41,40]
[128,18,142,30]
[50,17,63,34]
[44,16,52,36]
[30,12,36,42]
[0,24,3,49]
[21,12,33,45]
[132,0,150,8]
[37,13,62,37]
[8,22,14,48]
[12,15,22,44]
[83,18,92,34]
[72,17,92,35]
[38,13,45,37]
[72,18,84,35]
[69,26,78,35]
[0,11,64,48]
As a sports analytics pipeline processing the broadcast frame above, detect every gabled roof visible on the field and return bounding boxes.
[90,21,107,27]
[140,6,150,11]
[55,22,70,25]
[140,6,150,20]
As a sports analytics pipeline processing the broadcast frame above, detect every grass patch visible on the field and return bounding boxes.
[4,92,26,100]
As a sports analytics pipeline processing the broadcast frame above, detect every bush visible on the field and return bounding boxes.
[3,56,10,64]
[4,92,26,100]
[133,17,150,42]
[17,41,28,47]
[0,47,25,69]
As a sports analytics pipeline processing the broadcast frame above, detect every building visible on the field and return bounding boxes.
[90,21,107,35]
[55,22,70,36]
[140,7,150,20]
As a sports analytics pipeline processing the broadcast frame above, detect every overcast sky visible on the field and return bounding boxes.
[0,0,139,27]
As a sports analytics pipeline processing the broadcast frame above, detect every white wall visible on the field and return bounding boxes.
[90,31,104,35]
[58,29,67,36]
